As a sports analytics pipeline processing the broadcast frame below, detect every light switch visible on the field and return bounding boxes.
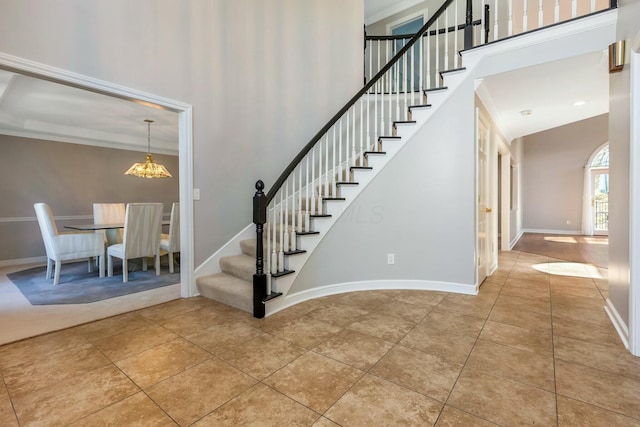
[193,188,201,200]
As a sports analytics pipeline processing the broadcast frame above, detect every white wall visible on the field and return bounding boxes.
[0,0,364,267]
[291,76,477,294]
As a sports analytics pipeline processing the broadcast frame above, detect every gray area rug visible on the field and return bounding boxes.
[8,260,180,305]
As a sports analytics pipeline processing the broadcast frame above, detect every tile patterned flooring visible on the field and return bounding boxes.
[1,250,639,426]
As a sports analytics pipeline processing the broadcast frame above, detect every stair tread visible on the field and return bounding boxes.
[364,151,386,156]
[220,254,255,282]
[424,86,448,92]
[409,103,432,109]
[440,67,466,75]
[393,120,416,125]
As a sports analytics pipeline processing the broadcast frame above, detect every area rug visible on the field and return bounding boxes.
[7,260,180,305]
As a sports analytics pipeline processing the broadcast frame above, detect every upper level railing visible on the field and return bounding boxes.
[365,0,615,82]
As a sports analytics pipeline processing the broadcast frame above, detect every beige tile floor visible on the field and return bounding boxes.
[1,250,639,426]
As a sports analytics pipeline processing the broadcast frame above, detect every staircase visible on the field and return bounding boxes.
[196,0,618,317]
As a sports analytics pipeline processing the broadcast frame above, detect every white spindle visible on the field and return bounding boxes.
[493,0,499,41]
[395,58,400,121]
[360,97,364,161]
[366,87,371,157]
[304,157,310,232]
[591,0,596,13]
[454,2,459,66]
[369,40,373,83]
[291,170,297,251]
[571,0,577,18]
[426,25,431,89]
[278,191,284,272]
[297,163,302,232]
[410,40,415,105]
[445,6,449,70]
[523,0,528,32]
[419,33,424,96]
[338,118,343,182]
[352,107,357,162]
[538,0,543,28]
[508,0,513,36]
[283,182,289,253]
[403,44,408,119]
[271,206,277,273]
[332,126,337,198]
[311,147,316,216]
[435,18,439,83]
[266,207,271,287]
[324,133,329,199]
[319,134,324,199]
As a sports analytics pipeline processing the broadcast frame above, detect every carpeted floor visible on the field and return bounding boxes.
[7,260,180,305]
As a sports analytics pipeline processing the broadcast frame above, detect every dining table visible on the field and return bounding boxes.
[64,220,170,231]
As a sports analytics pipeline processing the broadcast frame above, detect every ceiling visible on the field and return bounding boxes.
[0,1,609,152]
[0,70,179,155]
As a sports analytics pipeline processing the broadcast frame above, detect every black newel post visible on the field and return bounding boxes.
[464,0,473,50]
[252,180,267,319]
[484,4,490,44]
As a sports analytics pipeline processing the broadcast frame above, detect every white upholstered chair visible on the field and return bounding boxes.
[107,203,163,282]
[160,202,180,273]
[93,203,125,247]
[34,202,105,285]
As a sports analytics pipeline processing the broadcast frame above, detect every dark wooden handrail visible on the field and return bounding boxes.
[364,20,482,42]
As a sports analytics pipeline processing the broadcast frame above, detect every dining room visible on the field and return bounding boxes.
[0,70,183,344]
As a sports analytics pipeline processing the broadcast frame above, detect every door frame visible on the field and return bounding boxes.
[0,52,196,298]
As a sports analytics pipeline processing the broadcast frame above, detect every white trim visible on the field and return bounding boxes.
[520,228,583,235]
[0,52,195,300]
[605,298,630,350]
[509,229,525,250]
[0,256,47,268]
[366,0,425,26]
[385,9,427,35]
[629,47,640,356]
[266,279,478,317]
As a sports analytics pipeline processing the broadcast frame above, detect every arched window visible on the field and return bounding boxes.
[582,143,609,235]
[591,144,609,168]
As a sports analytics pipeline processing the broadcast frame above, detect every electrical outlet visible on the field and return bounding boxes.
[387,253,395,265]
[193,188,201,200]
[566,220,571,225]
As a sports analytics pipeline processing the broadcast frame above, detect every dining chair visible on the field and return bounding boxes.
[107,203,163,282]
[34,203,105,285]
[160,202,180,273]
[93,203,125,247]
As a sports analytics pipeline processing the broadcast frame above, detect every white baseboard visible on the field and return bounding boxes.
[509,229,524,250]
[0,256,47,268]
[604,298,630,350]
[265,279,478,317]
[520,228,583,235]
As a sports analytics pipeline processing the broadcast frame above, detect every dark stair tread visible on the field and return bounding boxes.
[424,86,448,93]
[323,197,346,201]
[378,136,401,141]
[336,181,359,186]
[409,103,432,109]
[262,291,283,303]
[439,67,466,77]
[284,249,306,256]
[393,120,417,126]
[271,269,295,278]
[350,166,373,171]
[297,230,320,235]
[310,213,332,218]
[364,151,386,156]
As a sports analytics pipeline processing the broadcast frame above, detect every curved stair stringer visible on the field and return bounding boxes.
[265,67,476,316]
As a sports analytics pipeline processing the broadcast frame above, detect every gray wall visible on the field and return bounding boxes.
[0,135,179,262]
[291,76,477,293]
[0,0,364,267]
[521,114,609,232]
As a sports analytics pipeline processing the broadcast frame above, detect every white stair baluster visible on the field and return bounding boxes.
[538,0,543,28]
[338,118,343,182]
[493,0,499,41]
[554,0,560,23]
[571,0,576,18]
[403,42,408,120]
[426,23,431,89]
[445,6,449,70]
[435,18,439,84]
[271,206,277,274]
[366,86,371,161]
[297,162,302,233]
[508,0,513,36]
[410,38,415,105]
[454,2,459,66]
[523,0,528,32]
[591,0,596,13]
[283,181,289,253]
[304,157,310,232]
[352,107,357,163]
[266,208,271,293]
[278,191,284,272]
[291,169,297,251]
[419,30,424,96]
[332,126,337,198]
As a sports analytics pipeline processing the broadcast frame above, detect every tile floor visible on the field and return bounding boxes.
[1,250,639,426]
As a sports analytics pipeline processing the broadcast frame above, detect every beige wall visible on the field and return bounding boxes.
[0,0,364,267]
[521,114,609,233]
[0,135,179,263]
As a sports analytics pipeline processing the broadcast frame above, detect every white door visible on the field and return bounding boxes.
[477,110,490,284]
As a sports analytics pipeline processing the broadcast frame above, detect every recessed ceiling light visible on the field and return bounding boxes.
[520,109,533,116]
[573,100,587,106]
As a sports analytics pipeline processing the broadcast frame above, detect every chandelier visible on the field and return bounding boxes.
[125,119,172,178]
